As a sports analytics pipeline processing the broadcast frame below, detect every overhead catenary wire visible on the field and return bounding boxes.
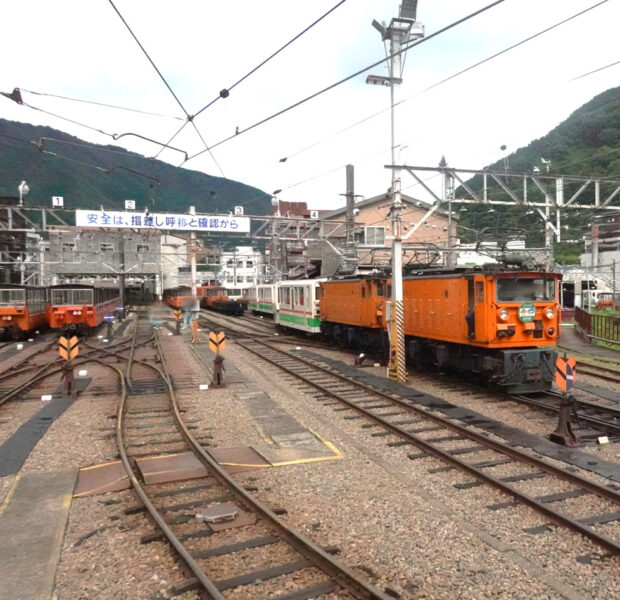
[280,0,612,163]
[106,0,224,176]
[153,0,350,160]
[571,59,620,81]
[20,88,184,120]
[183,0,508,164]
[194,0,349,120]
[1,93,192,158]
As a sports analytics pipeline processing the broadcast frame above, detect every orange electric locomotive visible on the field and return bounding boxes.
[163,286,198,310]
[47,284,120,331]
[320,267,561,394]
[0,284,48,339]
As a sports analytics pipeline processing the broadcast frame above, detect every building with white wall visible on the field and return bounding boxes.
[219,246,263,289]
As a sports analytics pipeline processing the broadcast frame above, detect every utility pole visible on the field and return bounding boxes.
[345,164,355,255]
[119,232,126,315]
[367,2,424,383]
[440,155,456,267]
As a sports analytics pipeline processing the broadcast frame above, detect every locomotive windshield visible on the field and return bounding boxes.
[0,289,25,305]
[496,277,556,302]
[51,289,94,305]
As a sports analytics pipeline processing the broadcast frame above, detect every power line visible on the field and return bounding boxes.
[156,0,350,162]
[20,89,184,120]
[106,0,224,176]
[193,0,349,120]
[423,0,609,94]
[280,0,611,163]
[35,137,157,158]
[571,59,620,81]
[183,0,508,164]
[107,0,189,117]
[1,91,192,158]
[20,100,115,138]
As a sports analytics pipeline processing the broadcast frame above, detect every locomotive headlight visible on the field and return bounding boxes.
[547,327,555,336]
[544,307,554,319]
[498,309,509,321]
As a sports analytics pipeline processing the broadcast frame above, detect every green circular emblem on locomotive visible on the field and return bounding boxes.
[518,302,536,323]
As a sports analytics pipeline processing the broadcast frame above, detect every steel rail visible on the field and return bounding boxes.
[0,329,139,406]
[510,392,620,437]
[0,340,59,383]
[0,357,61,406]
[237,339,620,555]
[152,330,390,599]
[104,359,225,599]
[577,365,620,384]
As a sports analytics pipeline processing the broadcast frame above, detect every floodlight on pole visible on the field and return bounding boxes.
[18,180,29,206]
[367,6,424,384]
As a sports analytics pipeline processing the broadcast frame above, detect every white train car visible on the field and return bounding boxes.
[275,279,325,334]
[247,284,276,316]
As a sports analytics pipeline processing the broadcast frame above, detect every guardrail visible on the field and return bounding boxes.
[575,306,620,344]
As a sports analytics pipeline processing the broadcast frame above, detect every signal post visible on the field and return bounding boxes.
[550,355,579,446]
[208,331,226,386]
[173,308,182,335]
[58,335,79,400]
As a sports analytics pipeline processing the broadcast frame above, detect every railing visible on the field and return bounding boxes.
[575,306,620,344]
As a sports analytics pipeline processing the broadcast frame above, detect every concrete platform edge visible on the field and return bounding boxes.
[0,469,77,600]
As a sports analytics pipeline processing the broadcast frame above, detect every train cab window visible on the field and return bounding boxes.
[136,244,149,253]
[0,289,25,305]
[361,286,366,298]
[51,288,94,305]
[496,277,555,302]
[376,282,384,297]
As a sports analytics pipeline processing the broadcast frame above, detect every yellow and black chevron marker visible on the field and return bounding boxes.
[59,335,79,361]
[208,331,226,354]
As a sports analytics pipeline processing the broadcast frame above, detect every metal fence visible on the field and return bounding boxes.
[575,307,620,343]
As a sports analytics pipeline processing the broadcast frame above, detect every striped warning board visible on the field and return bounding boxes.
[209,331,226,354]
[59,336,79,361]
[555,356,576,392]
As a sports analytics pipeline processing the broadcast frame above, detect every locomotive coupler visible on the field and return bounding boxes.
[550,393,581,447]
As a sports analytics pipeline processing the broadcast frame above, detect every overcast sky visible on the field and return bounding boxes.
[1,0,618,213]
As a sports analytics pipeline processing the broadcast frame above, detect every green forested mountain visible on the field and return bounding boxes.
[458,86,620,263]
[0,119,271,215]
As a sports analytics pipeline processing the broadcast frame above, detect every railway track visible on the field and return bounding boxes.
[0,325,141,407]
[236,338,620,556]
[509,391,620,441]
[576,361,620,385]
[105,314,389,599]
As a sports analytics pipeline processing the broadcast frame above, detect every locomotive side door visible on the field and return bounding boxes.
[469,275,487,341]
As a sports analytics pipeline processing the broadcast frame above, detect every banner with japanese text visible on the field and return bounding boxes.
[75,210,250,233]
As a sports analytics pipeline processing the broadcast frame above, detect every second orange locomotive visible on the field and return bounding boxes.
[320,268,561,394]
